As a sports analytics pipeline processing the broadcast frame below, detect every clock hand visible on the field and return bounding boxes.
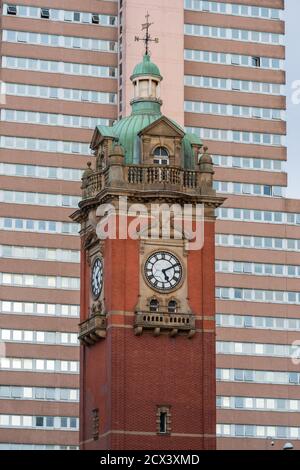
[162,263,181,274]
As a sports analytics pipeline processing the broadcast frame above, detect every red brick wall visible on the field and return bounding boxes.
[80,220,216,450]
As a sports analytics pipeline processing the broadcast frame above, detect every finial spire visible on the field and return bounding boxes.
[135,12,159,56]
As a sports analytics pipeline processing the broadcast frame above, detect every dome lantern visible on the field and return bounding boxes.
[130,54,163,113]
[90,14,203,168]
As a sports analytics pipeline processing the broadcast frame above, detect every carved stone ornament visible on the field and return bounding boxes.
[91,300,103,316]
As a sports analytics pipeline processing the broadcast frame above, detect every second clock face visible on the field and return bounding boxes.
[144,251,183,291]
[91,257,103,299]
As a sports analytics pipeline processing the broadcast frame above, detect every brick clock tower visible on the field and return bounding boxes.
[71,46,224,450]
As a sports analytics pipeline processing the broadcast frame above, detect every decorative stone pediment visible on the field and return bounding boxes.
[138,116,185,139]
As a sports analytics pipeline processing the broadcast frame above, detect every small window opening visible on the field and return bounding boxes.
[150,299,159,312]
[159,412,167,434]
[92,14,99,24]
[41,8,50,19]
[252,56,261,67]
[153,147,169,165]
[7,5,17,15]
[168,300,177,314]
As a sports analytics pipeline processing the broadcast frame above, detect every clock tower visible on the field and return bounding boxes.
[71,45,224,450]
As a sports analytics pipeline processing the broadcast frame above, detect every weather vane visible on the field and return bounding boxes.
[135,12,159,55]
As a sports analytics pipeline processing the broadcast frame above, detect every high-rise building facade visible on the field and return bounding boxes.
[1,0,300,451]
[0,0,119,450]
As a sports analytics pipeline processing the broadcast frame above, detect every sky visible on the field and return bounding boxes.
[285,0,300,198]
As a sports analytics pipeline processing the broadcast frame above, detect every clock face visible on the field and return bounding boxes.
[144,251,183,292]
[91,257,103,299]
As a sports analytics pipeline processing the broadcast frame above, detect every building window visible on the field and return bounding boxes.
[153,147,169,165]
[150,299,159,312]
[168,300,177,314]
[160,412,167,433]
[73,12,81,22]
[41,9,50,19]
[252,57,261,67]
[92,14,99,24]
[35,417,44,427]
[7,5,17,15]
[157,406,171,435]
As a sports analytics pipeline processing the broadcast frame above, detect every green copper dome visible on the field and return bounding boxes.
[111,112,161,165]
[93,53,202,169]
[131,54,162,80]
[96,116,202,169]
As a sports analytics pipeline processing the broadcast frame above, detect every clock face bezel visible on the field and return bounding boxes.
[91,257,104,300]
[143,250,184,293]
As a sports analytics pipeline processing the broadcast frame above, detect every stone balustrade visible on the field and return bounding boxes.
[82,165,201,199]
[134,311,196,338]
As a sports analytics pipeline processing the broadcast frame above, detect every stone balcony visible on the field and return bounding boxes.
[78,313,107,346]
[81,164,208,201]
[134,311,196,338]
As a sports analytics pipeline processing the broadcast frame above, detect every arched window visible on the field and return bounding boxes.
[153,147,169,166]
[150,299,159,312]
[168,300,177,314]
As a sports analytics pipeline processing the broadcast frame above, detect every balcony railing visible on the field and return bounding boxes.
[134,311,196,338]
[82,165,200,199]
[78,313,107,345]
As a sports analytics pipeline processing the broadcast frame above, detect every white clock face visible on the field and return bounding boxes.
[91,257,103,299]
[144,251,183,292]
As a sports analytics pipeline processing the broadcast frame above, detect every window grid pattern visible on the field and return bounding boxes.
[1,109,109,130]
[213,181,284,197]
[0,385,78,402]
[0,190,80,208]
[0,328,78,346]
[185,100,284,121]
[0,300,79,318]
[216,234,300,252]
[186,127,284,146]
[217,424,300,439]
[217,368,300,385]
[3,30,117,53]
[0,444,78,450]
[0,245,80,263]
[0,218,79,235]
[1,136,91,155]
[3,4,117,26]
[217,208,300,226]
[217,341,297,359]
[184,1,282,20]
[184,75,283,96]
[0,414,78,431]
[217,396,300,413]
[217,313,300,332]
[184,75,284,95]
[184,24,282,45]
[216,260,300,278]
[1,163,82,182]
[4,83,117,105]
[184,49,282,70]
[0,273,79,290]
[212,155,283,172]
[0,357,79,374]
[216,287,300,305]
[2,56,117,78]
